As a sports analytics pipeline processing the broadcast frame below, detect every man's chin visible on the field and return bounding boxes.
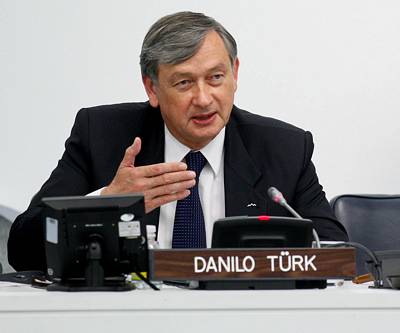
[187,129,223,149]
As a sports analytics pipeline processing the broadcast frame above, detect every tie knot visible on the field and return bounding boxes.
[185,151,207,177]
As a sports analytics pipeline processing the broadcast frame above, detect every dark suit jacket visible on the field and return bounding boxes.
[8,102,347,271]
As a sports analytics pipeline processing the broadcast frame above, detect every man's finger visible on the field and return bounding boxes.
[119,137,141,168]
[145,190,191,213]
[146,170,196,188]
[136,161,188,178]
[146,179,196,199]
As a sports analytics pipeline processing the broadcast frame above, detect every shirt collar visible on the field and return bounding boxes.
[164,125,225,176]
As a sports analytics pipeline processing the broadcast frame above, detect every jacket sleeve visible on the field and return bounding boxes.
[293,131,348,241]
[8,109,94,271]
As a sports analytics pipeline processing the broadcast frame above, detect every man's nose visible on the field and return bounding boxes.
[192,82,213,108]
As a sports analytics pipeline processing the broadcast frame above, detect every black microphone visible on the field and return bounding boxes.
[267,186,321,248]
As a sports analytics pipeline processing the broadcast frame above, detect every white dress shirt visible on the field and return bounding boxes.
[158,125,226,248]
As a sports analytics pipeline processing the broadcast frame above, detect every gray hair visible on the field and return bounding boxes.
[140,11,237,83]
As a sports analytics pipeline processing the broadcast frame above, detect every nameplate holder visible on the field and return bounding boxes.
[149,248,355,280]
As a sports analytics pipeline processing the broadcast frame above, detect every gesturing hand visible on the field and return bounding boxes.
[101,137,196,213]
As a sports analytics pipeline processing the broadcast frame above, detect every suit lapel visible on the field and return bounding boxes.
[135,106,165,166]
[224,113,268,217]
[135,106,165,229]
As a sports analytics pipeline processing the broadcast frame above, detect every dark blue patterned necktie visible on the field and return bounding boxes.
[172,151,207,248]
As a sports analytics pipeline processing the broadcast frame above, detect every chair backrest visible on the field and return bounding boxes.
[330,194,400,275]
[0,216,14,273]
[0,205,19,274]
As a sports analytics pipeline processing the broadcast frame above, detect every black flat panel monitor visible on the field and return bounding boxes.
[42,194,147,291]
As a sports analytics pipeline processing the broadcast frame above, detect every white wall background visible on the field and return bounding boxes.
[1,0,400,212]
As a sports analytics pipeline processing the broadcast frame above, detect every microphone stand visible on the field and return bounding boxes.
[268,187,321,248]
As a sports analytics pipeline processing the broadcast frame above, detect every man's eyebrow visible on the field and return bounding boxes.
[208,63,227,72]
[168,63,228,84]
[168,72,193,84]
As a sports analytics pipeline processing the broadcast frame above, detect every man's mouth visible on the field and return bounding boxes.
[191,112,217,125]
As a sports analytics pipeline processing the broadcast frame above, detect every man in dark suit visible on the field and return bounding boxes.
[8,11,347,271]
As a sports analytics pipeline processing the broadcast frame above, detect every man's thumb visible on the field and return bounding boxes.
[120,137,141,168]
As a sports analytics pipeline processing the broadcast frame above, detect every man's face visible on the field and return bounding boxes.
[143,31,239,150]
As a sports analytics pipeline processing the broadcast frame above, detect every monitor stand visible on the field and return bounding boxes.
[47,240,133,292]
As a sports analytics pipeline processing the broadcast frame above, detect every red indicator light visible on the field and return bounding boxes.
[258,215,270,221]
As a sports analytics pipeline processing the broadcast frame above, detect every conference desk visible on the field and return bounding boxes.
[1,281,399,333]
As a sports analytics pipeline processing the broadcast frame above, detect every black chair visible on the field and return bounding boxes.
[0,205,19,274]
[330,194,400,275]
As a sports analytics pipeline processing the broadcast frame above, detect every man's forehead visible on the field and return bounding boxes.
[166,62,228,79]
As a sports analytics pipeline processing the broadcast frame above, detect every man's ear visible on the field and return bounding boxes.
[233,58,240,92]
[142,76,159,108]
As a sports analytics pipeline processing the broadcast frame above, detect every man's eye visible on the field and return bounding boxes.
[210,74,224,82]
[175,80,191,88]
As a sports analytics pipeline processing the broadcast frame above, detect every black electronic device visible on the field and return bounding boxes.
[198,215,326,290]
[368,250,400,289]
[211,215,314,248]
[42,194,147,291]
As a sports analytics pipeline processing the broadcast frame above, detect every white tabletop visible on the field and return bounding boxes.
[1,281,399,333]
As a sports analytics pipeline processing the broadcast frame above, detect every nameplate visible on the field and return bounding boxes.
[149,248,355,280]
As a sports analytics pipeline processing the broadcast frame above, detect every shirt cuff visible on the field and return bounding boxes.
[86,188,105,196]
